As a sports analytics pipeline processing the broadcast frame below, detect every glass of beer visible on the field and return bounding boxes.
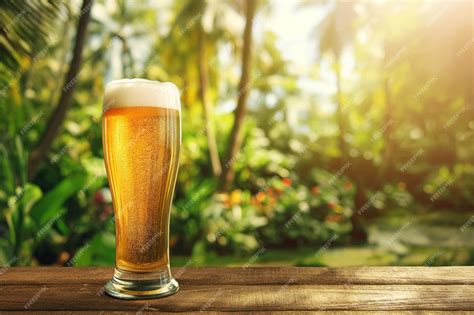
[102,79,181,299]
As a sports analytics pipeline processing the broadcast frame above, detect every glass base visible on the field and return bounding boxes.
[105,267,179,300]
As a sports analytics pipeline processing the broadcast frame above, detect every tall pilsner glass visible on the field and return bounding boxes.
[102,79,181,299]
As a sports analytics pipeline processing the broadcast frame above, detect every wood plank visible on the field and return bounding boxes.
[0,267,111,285]
[0,283,473,311]
[1,267,473,285]
[5,312,470,315]
[1,312,471,315]
[175,266,474,285]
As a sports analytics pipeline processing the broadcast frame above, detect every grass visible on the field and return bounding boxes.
[171,245,474,268]
[170,208,474,268]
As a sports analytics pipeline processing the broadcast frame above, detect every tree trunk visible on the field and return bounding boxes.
[28,0,93,180]
[335,57,347,162]
[117,35,134,77]
[182,79,190,108]
[382,76,395,180]
[197,24,222,177]
[219,0,257,191]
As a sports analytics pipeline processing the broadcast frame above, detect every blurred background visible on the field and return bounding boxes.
[0,0,473,268]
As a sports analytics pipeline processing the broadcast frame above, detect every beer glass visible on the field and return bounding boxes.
[102,79,180,299]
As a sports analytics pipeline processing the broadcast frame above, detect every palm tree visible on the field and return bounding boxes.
[197,20,222,176]
[167,0,246,178]
[0,1,62,86]
[0,0,72,260]
[312,1,369,242]
[91,0,153,78]
[315,1,357,161]
[219,0,257,191]
[28,0,93,179]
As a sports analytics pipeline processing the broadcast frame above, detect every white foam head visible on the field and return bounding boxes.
[103,78,181,112]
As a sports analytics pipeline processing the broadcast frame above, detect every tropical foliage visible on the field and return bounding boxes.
[0,0,472,267]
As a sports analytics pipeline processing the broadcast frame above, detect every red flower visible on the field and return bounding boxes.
[327,202,335,210]
[100,205,113,221]
[94,190,105,204]
[311,186,320,195]
[282,178,292,187]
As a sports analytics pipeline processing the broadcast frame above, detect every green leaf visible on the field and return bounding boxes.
[0,143,15,193]
[5,211,15,251]
[14,136,27,185]
[55,215,70,235]
[74,232,115,266]
[19,184,42,216]
[30,173,88,227]
[0,1,62,85]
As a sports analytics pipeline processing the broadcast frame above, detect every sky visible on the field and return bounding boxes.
[258,0,339,114]
[214,0,341,115]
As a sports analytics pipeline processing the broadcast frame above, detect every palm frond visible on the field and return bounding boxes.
[0,0,63,86]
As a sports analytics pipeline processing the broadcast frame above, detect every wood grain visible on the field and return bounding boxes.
[1,266,473,285]
[0,267,473,312]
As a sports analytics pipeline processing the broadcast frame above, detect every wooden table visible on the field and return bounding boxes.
[0,267,473,313]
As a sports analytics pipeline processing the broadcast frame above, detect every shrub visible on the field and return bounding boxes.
[423,164,474,210]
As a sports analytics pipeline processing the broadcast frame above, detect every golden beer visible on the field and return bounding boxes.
[103,79,180,299]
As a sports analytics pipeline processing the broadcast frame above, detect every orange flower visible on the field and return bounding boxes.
[217,193,231,208]
[311,186,320,195]
[57,251,70,265]
[325,214,343,222]
[282,178,292,186]
[256,192,266,203]
[344,182,353,190]
[327,202,336,210]
[269,194,278,205]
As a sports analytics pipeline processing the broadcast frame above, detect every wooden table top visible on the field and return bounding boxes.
[0,267,473,313]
